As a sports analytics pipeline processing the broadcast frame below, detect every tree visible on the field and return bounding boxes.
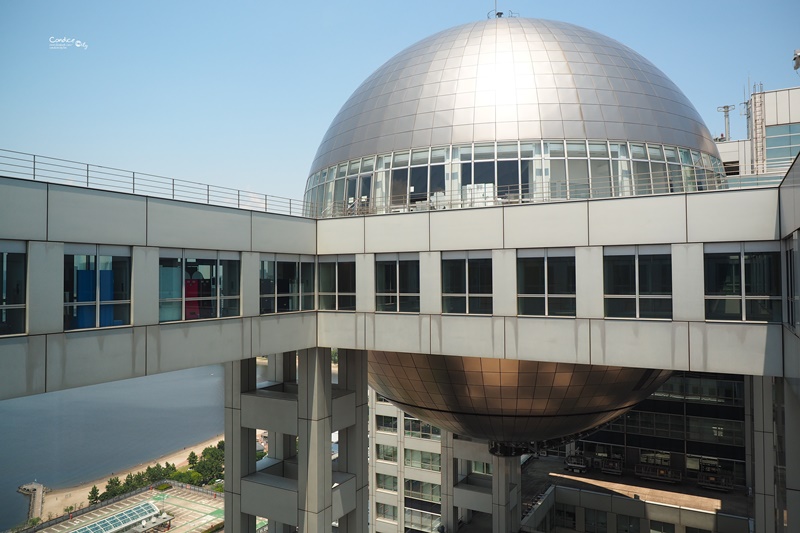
[216,440,225,452]
[123,473,135,492]
[188,451,198,467]
[105,476,122,497]
[88,485,100,505]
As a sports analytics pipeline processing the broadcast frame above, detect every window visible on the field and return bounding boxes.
[375,444,397,462]
[158,250,240,322]
[404,415,441,440]
[649,520,675,533]
[318,255,356,311]
[555,503,576,529]
[0,241,26,335]
[442,252,492,314]
[617,515,640,533]
[685,528,711,533]
[375,473,397,492]
[704,243,781,321]
[64,245,131,330]
[404,449,441,471]
[585,509,608,533]
[517,249,576,316]
[604,246,671,319]
[375,254,420,312]
[259,255,315,313]
[404,479,441,503]
[765,123,800,170]
[375,503,397,522]
[376,415,397,433]
[469,461,493,474]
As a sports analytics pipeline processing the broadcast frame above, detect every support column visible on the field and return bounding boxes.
[491,455,512,533]
[337,349,369,533]
[224,359,257,533]
[440,430,458,533]
[752,376,776,533]
[267,352,297,533]
[298,347,333,532]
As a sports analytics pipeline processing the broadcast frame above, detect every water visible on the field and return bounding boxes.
[0,365,224,530]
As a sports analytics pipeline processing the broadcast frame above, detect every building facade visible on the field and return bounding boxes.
[2,16,800,533]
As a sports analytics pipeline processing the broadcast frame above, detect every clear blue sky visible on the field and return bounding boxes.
[0,0,797,200]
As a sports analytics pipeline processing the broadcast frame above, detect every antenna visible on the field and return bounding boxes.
[487,1,518,18]
[717,105,735,141]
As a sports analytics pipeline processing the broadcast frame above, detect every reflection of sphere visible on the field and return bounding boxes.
[369,352,671,454]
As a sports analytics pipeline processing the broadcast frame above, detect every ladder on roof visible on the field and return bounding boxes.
[752,84,766,174]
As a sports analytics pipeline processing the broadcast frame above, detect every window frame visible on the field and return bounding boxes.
[441,251,493,315]
[158,249,240,323]
[704,242,781,322]
[517,248,576,317]
[0,240,26,336]
[318,255,356,311]
[64,244,132,330]
[603,245,672,319]
[259,254,315,314]
[375,253,420,313]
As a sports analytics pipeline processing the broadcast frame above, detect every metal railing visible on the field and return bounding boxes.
[0,149,310,218]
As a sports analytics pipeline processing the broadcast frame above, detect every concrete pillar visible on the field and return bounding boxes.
[337,349,369,533]
[752,376,776,533]
[267,352,298,533]
[440,430,457,533]
[491,455,514,533]
[224,359,257,533]
[298,347,333,532]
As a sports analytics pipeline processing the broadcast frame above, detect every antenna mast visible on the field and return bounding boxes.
[717,104,735,141]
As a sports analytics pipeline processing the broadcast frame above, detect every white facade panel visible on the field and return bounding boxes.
[492,249,517,317]
[146,318,251,374]
[27,241,65,335]
[240,252,260,317]
[146,198,252,250]
[789,88,800,123]
[0,178,47,241]
[0,335,46,400]
[502,202,588,249]
[589,320,690,370]
[419,252,442,315]
[364,212,430,252]
[48,186,147,245]
[241,474,298,526]
[356,254,376,313]
[575,246,604,319]
[688,322,783,376]
[432,315,504,358]
[317,217,365,255]
[366,313,431,354]
[687,188,780,242]
[670,243,705,321]
[132,246,160,326]
[251,212,316,254]
[317,312,366,350]
[776,89,791,126]
[588,195,686,245]
[252,313,317,356]
[505,317,590,364]
[429,207,503,251]
[764,91,778,126]
[46,327,146,392]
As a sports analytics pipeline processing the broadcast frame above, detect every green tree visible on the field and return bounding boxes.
[216,440,225,452]
[188,451,198,467]
[105,476,122,497]
[123,473,135,492]
[88,485,100,505]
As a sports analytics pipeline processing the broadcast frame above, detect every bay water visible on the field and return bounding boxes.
[0,365,224,530]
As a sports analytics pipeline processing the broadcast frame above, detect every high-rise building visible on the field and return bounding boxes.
[2,15,800,533]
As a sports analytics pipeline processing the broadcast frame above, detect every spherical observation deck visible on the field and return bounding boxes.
[308,17,700,454]
[303,17,723,218]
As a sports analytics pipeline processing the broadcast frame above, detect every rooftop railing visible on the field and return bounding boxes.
[0,148,790,221]
[0,148,310,217]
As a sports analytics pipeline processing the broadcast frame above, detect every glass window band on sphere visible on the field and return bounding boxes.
[304,140,725,217]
